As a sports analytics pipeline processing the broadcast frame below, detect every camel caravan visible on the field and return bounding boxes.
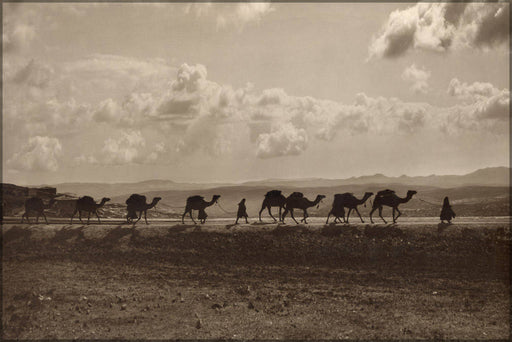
[18,188,428,226]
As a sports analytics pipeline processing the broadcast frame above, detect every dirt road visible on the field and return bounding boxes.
[2,220,510,339]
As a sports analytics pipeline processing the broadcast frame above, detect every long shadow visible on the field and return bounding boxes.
[321,224,360,237]
[272,224,309,235]
[3,226,32,244]
[437,222,452,234]
[51,226,85,244]
[167,224,196,236]
[101,226,133,245]
[364,224,404,239]
[251,221,278,226]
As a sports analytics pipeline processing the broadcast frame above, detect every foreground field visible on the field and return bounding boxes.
[2,221,510,339]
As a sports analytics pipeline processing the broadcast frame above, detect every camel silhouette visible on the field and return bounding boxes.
[282,192,325,224]
[70,196,110,224]
[326,192,374,224]
[369,189,416,224]
[21,197,56,224]
[126,194,162,224]
[259,190,286,222]
[181,195,220,224]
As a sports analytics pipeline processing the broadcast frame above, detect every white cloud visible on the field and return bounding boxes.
[369,2,509,59]
[4,57,509,165]
[256,123,308,158]
[447,78,501,100]
[401,64,431,94]
[7,136,62,172]
[100,130,146,165]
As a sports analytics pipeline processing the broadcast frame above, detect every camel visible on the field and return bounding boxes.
[21,197,56,224]
[259,190,286,222]
[182,195,220,224]
[326,192,374,224]
[126,194,162,224]
[70,196,110,224]
[369,189,417,224]
[282,192,325,224]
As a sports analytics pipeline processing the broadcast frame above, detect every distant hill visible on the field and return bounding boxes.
[46,167,510,200]
[242,167,510,188]
[47,179,233,199]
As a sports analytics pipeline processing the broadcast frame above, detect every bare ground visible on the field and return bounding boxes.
[2,221,510,340]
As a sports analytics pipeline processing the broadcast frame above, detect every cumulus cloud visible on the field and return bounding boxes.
[4,56,509,165]
[401,64,431,94]
[369,2,509,59]
[256,123,308,158]
[447,78,509,124]
[448,78,502,100]
[7,136,62,172]
[96,130,146,165]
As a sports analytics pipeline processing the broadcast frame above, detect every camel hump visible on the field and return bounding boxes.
[290,192,304,198]
[126,194,146,205]
[265,190,282,197]
[334,193,345,198]
[377,189,395,197]
[187,195,204,202]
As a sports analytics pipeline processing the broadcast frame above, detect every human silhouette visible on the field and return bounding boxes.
[198,208,208,224]
[440,197,456,224]
[236,198,249,224]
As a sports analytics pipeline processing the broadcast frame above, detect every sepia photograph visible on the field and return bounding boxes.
[1,1,510,340]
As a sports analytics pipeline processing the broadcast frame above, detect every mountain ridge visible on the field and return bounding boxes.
[43,166,509,199]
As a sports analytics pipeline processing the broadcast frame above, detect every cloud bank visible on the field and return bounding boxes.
[4,56,509,171]
[369,2,509,59]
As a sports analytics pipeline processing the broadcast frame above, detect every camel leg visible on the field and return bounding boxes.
[235,217,239,224]
[70,209,78,224]
[378,207,387,224]
[279,207,283,222]
[144,210,148,224]
[189,211,196,224]
[326,210,331,224]
[369,207,376,224]
[290,209,299,224]
[181,210,187,224]
[354,207,364,223]
[258,204,266,222]
[87,212,91,225]
[36,215,39,224]
[21,213,26,223]
[245,216,248,224]
[301,210,308,224]
[395,207,402,222]
[96,211,101,224]
[346,208,352,224]
[78,210,83,223]
[42,213,49,225]
[281,209,288,223]
[267,207,277,222]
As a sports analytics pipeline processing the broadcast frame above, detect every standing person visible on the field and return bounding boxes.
[440,197,456,224]
[198,208,208,224]
[236,198,249,224]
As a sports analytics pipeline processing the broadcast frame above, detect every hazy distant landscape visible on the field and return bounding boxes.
[41,166,511,219]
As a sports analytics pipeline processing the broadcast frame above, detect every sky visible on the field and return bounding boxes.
[2,2,510,185]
